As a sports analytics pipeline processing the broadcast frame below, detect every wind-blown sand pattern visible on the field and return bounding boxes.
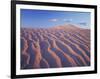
[21,24,90,69]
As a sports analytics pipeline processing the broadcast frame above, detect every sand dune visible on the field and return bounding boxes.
[21,24,90,69]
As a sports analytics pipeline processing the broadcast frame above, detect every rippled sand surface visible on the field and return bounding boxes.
[21,24,90,69]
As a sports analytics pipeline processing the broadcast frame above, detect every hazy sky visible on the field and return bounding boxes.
[20,9,91,29]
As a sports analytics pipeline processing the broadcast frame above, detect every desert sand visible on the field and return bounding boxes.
[21,24,90,69]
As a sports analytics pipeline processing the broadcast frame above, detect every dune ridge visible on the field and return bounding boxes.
[21,24,90,69]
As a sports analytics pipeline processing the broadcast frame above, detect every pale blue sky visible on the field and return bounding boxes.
[20,9,91,29]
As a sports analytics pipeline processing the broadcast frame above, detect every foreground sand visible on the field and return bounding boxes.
[21,24,90,69]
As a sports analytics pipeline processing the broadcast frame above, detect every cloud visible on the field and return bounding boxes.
[63,19,73,22]
[49,18,73,23]
[78,22,87,26]
[49,19,58,22]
